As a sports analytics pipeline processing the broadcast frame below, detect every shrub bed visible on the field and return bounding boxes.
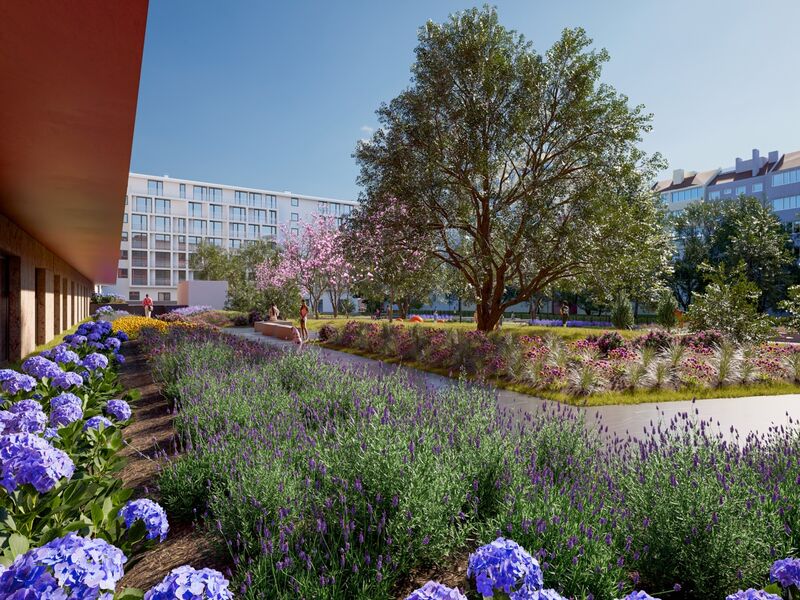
[321,321,800,398]
[0,320,233,598]
[145,327,800,599]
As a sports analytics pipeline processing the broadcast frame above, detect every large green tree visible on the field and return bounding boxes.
[355,7,669,331]
[670,196,794,311]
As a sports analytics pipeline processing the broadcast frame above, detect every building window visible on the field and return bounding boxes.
[153,270,171,286]
[123,213,128,223]
[134,196,151,212]
[117,268,128,279]
[229,239,242,249]
[193,186,207,201]
[174,235,186,251]
[129,291,140,301]
[153,252,171,268]
[147,180,163,195]
[158,292,171,302]
[209,187,222,202]
[291,212,299,222]
[174,270,187,283]
[132,233,147,249]
[291,197,299,207]
[174,253,187,268]
[235,191,248,205]
[121,231,128,241]
[291,227,299,236]
[179,183,186,199]
[262,225,276,237]
[188,236,201,252]
[153,234,171,250]
[153,216,170,232]
[735,186,746,196]
[189,202,203,217]
[230,223,245,238]
[208,238,223,247]
[132,269,148,286]
[247,224,259,239]
[708,191,721,200]
[131,251,148,268]
[210,204,223,219]
[670,187,703,203]
[210,221,223,236]
[155,198,171,214]
[753,182,764,193]
[268,195,277,209]
[773,195,800,212]
[269,210,277,224]
[132,214,148,231]
[318,201,327,214]
[773,169,800,187]
[249,209,267,223]
[189,219,207,235]
[173,218,186,233]
[120,249,128,260]
[230,206,246,220]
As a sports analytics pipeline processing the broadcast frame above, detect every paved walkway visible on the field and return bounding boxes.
[225,327,800,440]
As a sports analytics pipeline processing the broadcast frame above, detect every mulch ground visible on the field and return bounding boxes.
[116,341,229,591]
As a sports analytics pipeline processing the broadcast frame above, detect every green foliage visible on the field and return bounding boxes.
[655,290,679,330]
[338,298,355,316]
[355,6,669,331]
[610,293,634,329]
[685,262,773,343]
[778,284,800,333]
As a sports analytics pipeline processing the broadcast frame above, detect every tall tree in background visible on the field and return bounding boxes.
[670,197,794,310]
[355,7,668,331]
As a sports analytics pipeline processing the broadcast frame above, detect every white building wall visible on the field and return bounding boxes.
[108,173,357,311]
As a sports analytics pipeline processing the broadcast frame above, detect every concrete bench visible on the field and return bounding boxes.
[254,320,296,340]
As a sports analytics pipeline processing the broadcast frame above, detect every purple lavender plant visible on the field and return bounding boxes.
[144,565,233,600]
[770,557,800,588]
[0,433,75,492]
[105,399,132,422]
[119,498,169,541]
[405,581,467,600]
[21,355,62,379]
[468,538,543,599]
[0,532,127,598]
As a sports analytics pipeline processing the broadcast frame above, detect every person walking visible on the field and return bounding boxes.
[299,299,309,341]
[560,302,569,327]
[142,294,153,319]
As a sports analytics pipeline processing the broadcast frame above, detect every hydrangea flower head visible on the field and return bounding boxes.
[106,399,132,422]
[9,399,43,414]
[50,345,81,366]
[406,581,467,600]
[623,592,657,600]
[68,334,88,348]
[771,557,800,588]
[0,433,75,492]
[84,416,113,431]
[21,356,62,380]
[50,393,83,428]
[7,402,46,435]
[82,353,109,372]
[52,371,84,390]
[144,565,233,600]
[725,590,782,600]
[0,532,127,599]
[119,499,169,541]
[534,591,568,600]
[0,371,37,395]
[115,331,129,342]
[468,538,543,599]
[105,337,121,351]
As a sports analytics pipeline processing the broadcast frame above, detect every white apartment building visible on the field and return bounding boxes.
[107,173,357,306]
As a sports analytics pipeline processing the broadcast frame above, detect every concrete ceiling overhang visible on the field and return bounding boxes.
[0,0,148,283]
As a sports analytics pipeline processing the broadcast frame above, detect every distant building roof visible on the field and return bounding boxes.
[710,160,777,185]
[653,169,719,194]
[774,150,800,172]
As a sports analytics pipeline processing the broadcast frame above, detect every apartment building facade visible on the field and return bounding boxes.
[654,149,800,238]
[108,174,358,307]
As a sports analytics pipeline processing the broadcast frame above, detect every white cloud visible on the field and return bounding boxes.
[360,125,374,135]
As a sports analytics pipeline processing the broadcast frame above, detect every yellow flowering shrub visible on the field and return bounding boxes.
[112,316,169,340]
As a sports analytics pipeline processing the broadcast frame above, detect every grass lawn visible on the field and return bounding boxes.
[319,341,800,406]
[15,318,90,366]
[300,315,646,342]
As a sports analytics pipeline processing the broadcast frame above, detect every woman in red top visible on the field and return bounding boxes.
[299,299,309,341]
[142,294,153,318]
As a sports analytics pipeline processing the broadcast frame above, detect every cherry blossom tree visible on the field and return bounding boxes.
[255,215,352,319]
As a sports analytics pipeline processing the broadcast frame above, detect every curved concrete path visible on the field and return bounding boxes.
[224,327,800,440]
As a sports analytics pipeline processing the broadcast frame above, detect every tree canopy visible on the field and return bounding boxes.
[354,6,670,330]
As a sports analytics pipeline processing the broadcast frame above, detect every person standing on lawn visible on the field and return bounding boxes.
[268,303,280,321]
[143,294,153,319]
[299,299,309,341]
[560,302,569,327]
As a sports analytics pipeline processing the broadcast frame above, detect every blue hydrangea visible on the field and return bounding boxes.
[0,433,75,493]
[43,427,60,441]
[623,592,657,600]
[116,331,129,342]
[0,368,18,382]
[50,393,84,428]
[82,353,109,372]
[68,334,88,348]
[119,498,169,542]
[144,566,233,600]
[52,370,84,390]
[0,532,127,599]
[468,538,543,600]
[725,590,782,600]
[84,416,113,431]
[9,399,43,414]
[405,581,467,600]
[0,371,37,395]
[105,337,121,351]
[105,399,132,422]
[114,353,126,365]
[51,345,81,366]
[534,590,568,600]
[5,401,47,435]
[771,557,800,588]
[21,356,63,380]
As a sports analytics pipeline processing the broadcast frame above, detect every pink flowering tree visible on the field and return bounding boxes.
[255,215,352,318]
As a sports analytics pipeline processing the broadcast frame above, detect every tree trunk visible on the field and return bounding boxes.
[387,292,394,321]
[311,293,320,319]
[458,297,462,322]
[328,289,339,318]
[476,300,502,332]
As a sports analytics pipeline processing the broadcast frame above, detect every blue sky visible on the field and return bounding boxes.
[130,0,800,200]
